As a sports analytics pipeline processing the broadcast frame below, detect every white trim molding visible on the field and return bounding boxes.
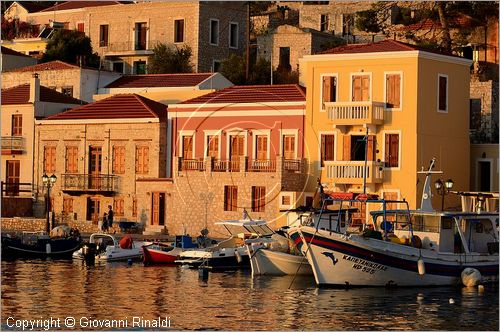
[383,71,403,112]
[437,73,449,113]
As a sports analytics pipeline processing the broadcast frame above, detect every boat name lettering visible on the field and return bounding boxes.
[342,255,387,272]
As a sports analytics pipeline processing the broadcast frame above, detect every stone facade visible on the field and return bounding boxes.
[24,1,247,73]
[470,79,499,144]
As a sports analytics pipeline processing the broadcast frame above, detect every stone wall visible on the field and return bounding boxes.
[1,197,33,217]
[470,79,499,143]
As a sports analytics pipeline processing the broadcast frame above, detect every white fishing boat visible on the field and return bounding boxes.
[73,233,145,262]
[296,158,499,287]
[176,218,274,270]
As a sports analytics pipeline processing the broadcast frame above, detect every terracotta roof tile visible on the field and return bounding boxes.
[1,84,86,105]
[180,84,306,104]
[40,1,123,12]
[4,60,104,73]
[46,94,167,120]
[1,46,32,58]
[105,73,214,88]
[321,39,461,59]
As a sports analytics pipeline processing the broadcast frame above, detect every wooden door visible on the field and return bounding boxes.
[151,192,166,226]
[230,135,244,160]
[256,135,268,160]
[182,136,193,159]
[86,197,100,224]
[283,135,295,159]
[89,146,102,189]
[5,160,20,196]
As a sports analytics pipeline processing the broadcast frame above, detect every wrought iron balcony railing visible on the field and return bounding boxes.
[61,174,119,192]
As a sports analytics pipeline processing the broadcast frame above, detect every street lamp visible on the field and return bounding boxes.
[199,192,214,231]
[42,173,57,232]
[434,178,454,211]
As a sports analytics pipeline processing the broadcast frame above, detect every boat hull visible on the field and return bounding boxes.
[250,248,312,276]
[1,236,81,259]
[299,227,499,287]
[143,246,181,265]
[177,253,250,270]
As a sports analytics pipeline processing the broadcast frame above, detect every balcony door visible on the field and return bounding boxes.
[86,197,100,223]
[5,160,20,196]
[89,146,102,189]
[349,135,375,161]
[230,135,244,160]
[135,22,147,50]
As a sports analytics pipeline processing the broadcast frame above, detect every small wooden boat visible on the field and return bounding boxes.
[1,226,81,259]
[142,235,198,265]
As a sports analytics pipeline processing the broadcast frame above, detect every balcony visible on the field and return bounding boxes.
[1,136,25,155]
[324,161,384,184]
[100,40,162,56]
[247,159,276,172]
[177,157,306,174]
[212,159,240,172]
[61,174,119,194]
[325,101,385,127]
[180,159,206,171]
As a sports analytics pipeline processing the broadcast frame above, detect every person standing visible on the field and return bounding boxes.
[107,205,114,231]
[102,213,108,233]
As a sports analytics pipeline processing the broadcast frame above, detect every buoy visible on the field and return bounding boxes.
[417,293,424,301]
[235,250,242,263]
[417,258,425,275]
[46,243,51,254]
[127,258,133,266]
[449,298,455,304]
[478,285,485,293]
[461,268,482,287]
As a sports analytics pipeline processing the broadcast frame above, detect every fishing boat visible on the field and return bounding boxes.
[1,226,81,259]
[176,218,274,270]
[142,235,199,265]
[73,233,145,262]
[296,158,499,287]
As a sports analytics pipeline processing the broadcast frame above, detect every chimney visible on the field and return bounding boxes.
[29,73,40,103]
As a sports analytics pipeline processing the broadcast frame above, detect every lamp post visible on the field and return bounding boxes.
[42,173,57,232]
[434,178,454,211]
[199,192,214,231]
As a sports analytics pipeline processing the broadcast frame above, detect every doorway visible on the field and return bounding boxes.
[477,160,492,192]
[151,192,165,226]
[5,160,20,196]
[86,197,100,224]
[89,146,102,189]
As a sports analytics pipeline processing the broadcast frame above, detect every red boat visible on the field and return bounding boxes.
[143,235,199,265]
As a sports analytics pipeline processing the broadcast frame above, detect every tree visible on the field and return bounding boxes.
[1,17,37,40]
[220,53,246,85]
[355,1,499,53]
[147,43,193,74]
[42,29,100,68]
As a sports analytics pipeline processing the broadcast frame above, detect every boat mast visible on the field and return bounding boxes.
[417,157,442,211]
[362,127,369,194]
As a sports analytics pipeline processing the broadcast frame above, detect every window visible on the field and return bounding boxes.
[385,73,401,109]
[132,197,137,217]
[182,136,193,159]
[99,24,109,46]
[209,19,219,45]
[283,135,295,159]
[470,99,482,130]
[135,146,149,174]
[438,74,448,112]
[135,22,147,50]
[255,135,268,160]
[350,135,376,161]
[112,62,124,73]
[322,75,337,109]
[278,47,291,72]
[77,22,84,32]
[113,197,124,216]
[63,197,73,214]
[65,146,78,173]
[61,86,73,97]
[352,75,370,101]
[224,186,237,211]
[320,134,335,166]
[342,14,353,36]
[320,14,329,31]
[385,133,400,168]
[206,135,218,158]
[133,61,146,74]
[212,60,221,72]
[229,22,238,48]
[282,195,291,205]
[112,146,126,174]
[12,114,22,136]
[44,146,56,173]
[252,186,266,212]
[174,19,184,43]
[230,135,245,159]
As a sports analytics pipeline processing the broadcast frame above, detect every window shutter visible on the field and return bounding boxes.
[322,76,331,104]
[352,76,361,101]
[343,135,351,161]
[325,135,335,161]
[144,147,149,173]
[232,186,238,211]
[321,135,326,165]
[385,134,391,167]
[361,76,370,101]
[393,75,400,108]
[367,135,375,161]
[390,134,399,167]
[256,136,267,160]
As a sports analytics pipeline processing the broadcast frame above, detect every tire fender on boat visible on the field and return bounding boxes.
[417,258,425,275]
[46,243,51,254]
[235,250,242,263]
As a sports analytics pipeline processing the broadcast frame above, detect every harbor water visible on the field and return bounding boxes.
[1,259,498,330]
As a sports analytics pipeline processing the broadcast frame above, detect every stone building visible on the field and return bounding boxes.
[1,75,86,217]
[24,1,248,73]
[34,94,169,225]
[1,60,121,103]
[136,84,311,236]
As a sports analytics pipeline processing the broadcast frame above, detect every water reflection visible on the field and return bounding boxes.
[2,260,498,330]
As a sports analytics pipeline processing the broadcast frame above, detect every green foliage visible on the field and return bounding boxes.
[355,9,381,33]
[249,57,272,84]
[220,53,246,85]
[147,43,193,74]
[319,36,348,52]
[1,17,37,40]
[42,29,99,68]
[273,68,299,84]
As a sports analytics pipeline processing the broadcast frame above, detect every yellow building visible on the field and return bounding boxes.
[299,39,472,210]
